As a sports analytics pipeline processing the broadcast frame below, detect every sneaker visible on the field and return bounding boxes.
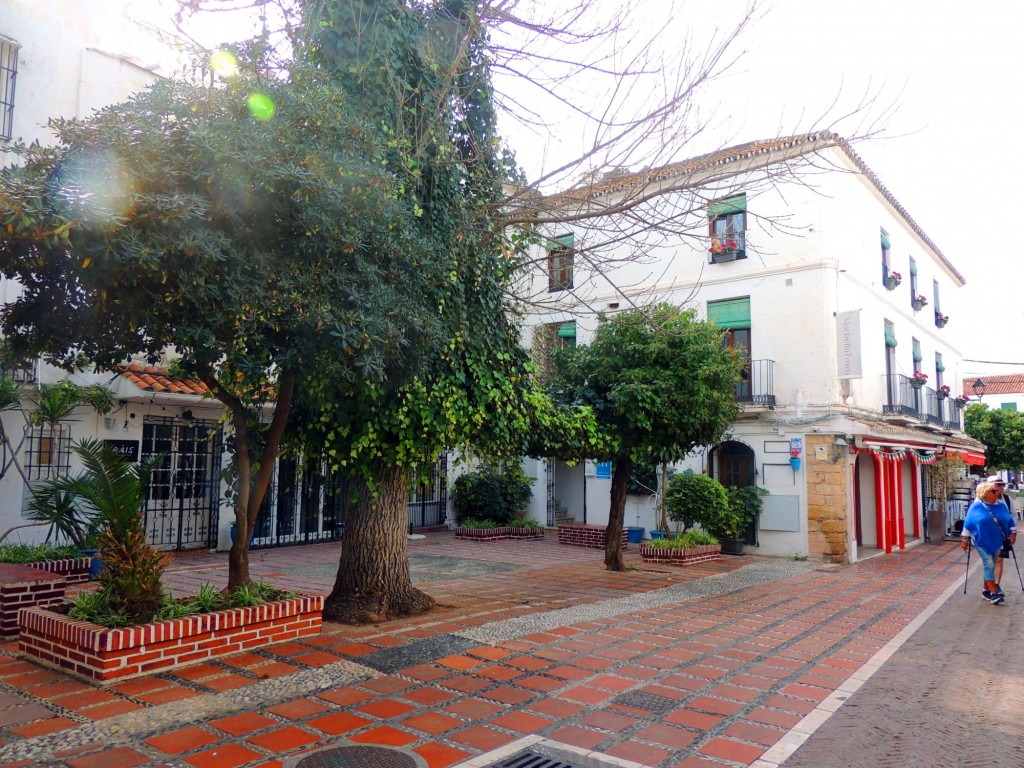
[983,590,1004,605]
[996,584,1006,597]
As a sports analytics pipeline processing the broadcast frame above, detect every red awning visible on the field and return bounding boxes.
[946,449,986,466]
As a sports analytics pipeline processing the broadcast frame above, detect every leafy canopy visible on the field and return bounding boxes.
[965,404,1024,473]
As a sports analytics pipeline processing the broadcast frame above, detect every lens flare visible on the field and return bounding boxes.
[209,49,239,78]
[247,93,275,121]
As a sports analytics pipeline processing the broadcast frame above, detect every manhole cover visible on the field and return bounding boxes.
[295,745,419,768]
[612,690,677,713]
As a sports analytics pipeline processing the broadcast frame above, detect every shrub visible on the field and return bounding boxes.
[451,463,532,525]
[0,543,81,563]
[646,529,719,549]
[664,473,740,539]
[456,518,498,529]
[726,485,768,533]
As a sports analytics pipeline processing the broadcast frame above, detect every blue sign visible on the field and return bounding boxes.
[595,461,612,479]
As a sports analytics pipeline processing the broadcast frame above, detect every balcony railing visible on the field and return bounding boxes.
[0,360,37,384]
[736,359,775,407]
[882,375,962,429]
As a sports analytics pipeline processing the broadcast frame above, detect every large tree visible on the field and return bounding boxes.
[0,48,444,588]
[548,304,742,570]
[965,403,1024,476]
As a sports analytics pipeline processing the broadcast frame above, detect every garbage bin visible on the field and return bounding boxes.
[626,526,645,543]
[926,508,946,544]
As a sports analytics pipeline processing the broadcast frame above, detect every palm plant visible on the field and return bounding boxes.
[41,438,166,623]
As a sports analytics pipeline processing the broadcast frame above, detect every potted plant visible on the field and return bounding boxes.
[725,485,768,553]
[935,311,949,328]
[911,294,928,311]
[709,238,740,262]
[910,371,928,389]
[953,396,968,409]
[936,384,951,400]
[883,271,902,290]
[664,473,746,552]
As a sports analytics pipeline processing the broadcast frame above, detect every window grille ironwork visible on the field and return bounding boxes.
[0,37,17,140]
[24,424,71,480]
[141,417,221,551]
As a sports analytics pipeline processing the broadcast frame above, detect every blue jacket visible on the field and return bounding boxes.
[962,500,1017,555]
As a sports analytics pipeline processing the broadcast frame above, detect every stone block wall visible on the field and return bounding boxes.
[805,434,849,563]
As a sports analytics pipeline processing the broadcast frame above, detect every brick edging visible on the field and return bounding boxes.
[454,526,544,541]
[19,594,323,683]
[639,542,722,565]
[557,523,629,549]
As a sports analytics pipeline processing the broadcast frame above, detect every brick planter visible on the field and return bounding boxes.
[557,523,628,549]
[19,594,323,683]
[0,564,66,641]
[33,556,93,585]
[454,526,544,541]
[639,542,721,566]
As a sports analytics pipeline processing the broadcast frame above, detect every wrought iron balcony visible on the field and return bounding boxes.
[883,373,925,419]
[736,359,775,407]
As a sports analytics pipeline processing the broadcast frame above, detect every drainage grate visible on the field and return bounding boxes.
[488,750,584,768]
[612,690,678,713]
[294,745,419,768]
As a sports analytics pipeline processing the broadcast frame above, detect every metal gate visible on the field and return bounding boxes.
[407,453,448,529]
[141,418,221,551]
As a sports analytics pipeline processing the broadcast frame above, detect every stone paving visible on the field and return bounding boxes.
[0,531,1011,768]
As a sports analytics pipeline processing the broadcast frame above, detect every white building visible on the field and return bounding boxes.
[520,133,985,562]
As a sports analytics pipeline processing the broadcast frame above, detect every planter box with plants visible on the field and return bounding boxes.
[451,462,537,540]
[0,543,92,585]
[454,519,544,540]
[639,530,721,566]
[18,438,318,682]
[20,585,322,683]
[664,472,767,556]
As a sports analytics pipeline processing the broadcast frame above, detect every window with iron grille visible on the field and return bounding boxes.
[24,425,71,480]
[547,234,574,292]
[0,36,18,141]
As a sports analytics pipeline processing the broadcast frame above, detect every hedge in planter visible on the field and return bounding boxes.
[454,518,543,541]
[640,530,721,566]
[451,463,533,526]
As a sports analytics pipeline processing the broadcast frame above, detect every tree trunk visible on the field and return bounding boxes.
[323,461,435,624]
[604,455,632,571]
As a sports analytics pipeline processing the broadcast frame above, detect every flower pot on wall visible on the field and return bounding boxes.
[911,299,926,312]
[789,456,801,470]
[910,379,925,390]
[883,277,900,290]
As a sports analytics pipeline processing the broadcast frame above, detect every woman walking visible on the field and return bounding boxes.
[961,481,1017,604]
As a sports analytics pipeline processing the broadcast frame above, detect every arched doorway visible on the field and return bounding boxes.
[710,440,757,544]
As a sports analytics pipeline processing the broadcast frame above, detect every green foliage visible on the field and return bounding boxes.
[24,488,94,548]
[0,543,81,563]
[68,590,132,628]
[456,518,498,529]
[33,439,164,623]
[550,304,742,464]
[0,377,20,412]
[451,463,533,525]
[646,529,719,549]
[188,583,222,613]
[726,485,768,531]
[627,462,658,496]
[664,473,740,538]
[964,404,1024,473]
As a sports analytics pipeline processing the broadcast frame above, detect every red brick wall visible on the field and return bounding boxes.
[0,564,66,640]
[34,557,92,585]
[639,543,722,566]
[454,526,544,541]
[19,595,323,683]
[557,523,629,549]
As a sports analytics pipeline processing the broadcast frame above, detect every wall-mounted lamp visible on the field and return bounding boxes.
[181,409,194,424]
[971,378,986,400]
[831,436,848,464]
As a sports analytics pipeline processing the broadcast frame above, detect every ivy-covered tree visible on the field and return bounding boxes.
[549,304,742,570]
[965,403,1024,475]
[0,48,442,589]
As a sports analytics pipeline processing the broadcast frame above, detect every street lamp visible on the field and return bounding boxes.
[971,378,987,400]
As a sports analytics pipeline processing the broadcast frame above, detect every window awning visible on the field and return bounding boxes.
[885,327,898,348]
[709,195,746,216]
[547,233,574,249]
[707,297,751,330]
[556,321,576,338]
[945,449,986,466]
[880,231,891,250]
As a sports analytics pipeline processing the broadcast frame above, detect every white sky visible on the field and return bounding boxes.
[174,0,1023,376]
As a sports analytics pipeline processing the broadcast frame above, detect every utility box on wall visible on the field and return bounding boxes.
[760,495,801,531]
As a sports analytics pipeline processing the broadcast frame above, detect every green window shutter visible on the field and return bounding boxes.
[1001,403,1018,412]
[707,298,751,330]
[709,195,746,217]
[909,261,918,276]
[885,327,898,348]
[880,232,891,250]
[547,233,574,250]
[557,321,576,338]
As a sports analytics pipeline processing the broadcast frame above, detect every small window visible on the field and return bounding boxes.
[1001,403,1018,412]
[709,195,746,262]
[25,425,71,480]
[0,36,18,141]
[547,234,574,292]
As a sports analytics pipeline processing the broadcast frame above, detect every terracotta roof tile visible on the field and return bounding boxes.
[962,374,1024,397]
[120,364,209,397]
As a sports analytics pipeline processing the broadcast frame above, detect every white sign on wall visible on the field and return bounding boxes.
[836,309,863,380]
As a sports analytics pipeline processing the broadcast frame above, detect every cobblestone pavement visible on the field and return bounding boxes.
[0,532,1013,768]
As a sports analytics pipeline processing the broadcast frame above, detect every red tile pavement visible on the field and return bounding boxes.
[0,533,997,768]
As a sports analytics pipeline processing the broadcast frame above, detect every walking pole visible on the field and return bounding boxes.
[963,541,972,595]
[1009,546,1024,591]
